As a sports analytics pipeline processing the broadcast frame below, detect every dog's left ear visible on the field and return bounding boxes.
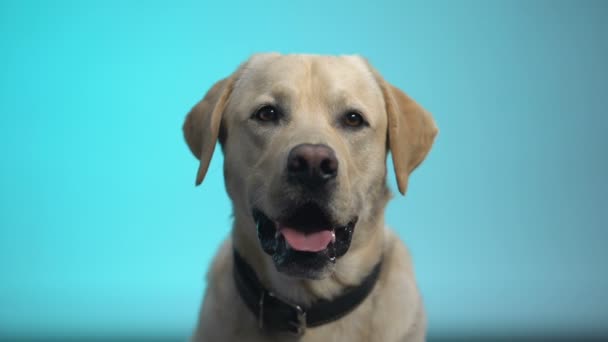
[377,77,439,195]
[183,75,236,186]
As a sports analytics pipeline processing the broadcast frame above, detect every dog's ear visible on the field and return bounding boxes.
[378,78,438,195]
[183,76,235,186]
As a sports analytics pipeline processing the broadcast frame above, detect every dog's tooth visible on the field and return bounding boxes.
[328,244,336,261]
[331,231,336,243]
[274,230,281,239]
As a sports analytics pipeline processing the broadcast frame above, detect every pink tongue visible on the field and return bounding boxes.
[280,227,333,252]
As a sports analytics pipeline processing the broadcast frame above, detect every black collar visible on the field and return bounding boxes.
[232,249,383,336]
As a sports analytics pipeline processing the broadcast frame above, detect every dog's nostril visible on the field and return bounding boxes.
[288,155,308,174]
[319,158,337,178]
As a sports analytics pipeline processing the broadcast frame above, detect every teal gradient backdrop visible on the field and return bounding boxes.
[1,0,607,339]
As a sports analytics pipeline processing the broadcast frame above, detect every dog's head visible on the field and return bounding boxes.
[184,54,437,279]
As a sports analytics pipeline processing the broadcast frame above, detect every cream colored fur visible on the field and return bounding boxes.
[183,53,437,342]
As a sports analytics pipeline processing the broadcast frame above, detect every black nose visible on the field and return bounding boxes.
[287,144,338,187]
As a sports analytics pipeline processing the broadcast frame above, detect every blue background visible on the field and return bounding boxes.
[1,0,607,340]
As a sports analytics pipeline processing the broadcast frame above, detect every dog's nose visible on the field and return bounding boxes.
[287,144,338,187]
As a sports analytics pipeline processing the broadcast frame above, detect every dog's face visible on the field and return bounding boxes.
[184,54,437,279]
[223,54,389,278]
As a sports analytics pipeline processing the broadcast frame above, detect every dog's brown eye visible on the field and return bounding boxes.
[343,112,365,127]
[253,105,280,122]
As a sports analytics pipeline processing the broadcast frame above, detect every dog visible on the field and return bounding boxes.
[183,53,437,341]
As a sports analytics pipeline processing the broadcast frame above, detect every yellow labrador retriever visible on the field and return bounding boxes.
[183,53,437,341]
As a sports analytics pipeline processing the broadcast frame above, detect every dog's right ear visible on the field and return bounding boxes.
[183,76,235,186]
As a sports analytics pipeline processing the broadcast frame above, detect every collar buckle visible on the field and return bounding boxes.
[259,290,307,336]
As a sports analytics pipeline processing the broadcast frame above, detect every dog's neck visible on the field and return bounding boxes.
[231,212,386,306]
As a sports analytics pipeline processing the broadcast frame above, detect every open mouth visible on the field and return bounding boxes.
[253,203,357,278]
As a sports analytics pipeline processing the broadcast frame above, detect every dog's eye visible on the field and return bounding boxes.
[342,112,366,128]
[252,105,280,122]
